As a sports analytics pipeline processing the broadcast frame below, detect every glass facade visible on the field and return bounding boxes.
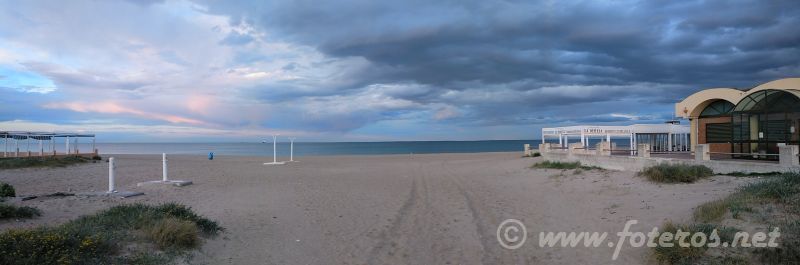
[730,90,800,160]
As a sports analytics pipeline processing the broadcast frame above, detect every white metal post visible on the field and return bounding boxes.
[75,137,79,154]
[108,157,116,193]
[39,140,43,156]
[629,133,634,156]
[65,136,70,155]
[289,138,295,162]
[162,153,168,181]
[263,135,284,165]
[3,136,6,157]
[15,139,19,157]
[668,133,673,152]
[580,132,585,147]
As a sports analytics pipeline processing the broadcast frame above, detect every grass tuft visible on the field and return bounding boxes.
[146,218,199,250]
[638,163,713,183]
[652,222,711,265]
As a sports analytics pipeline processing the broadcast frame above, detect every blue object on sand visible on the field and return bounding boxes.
[208,152,214,160]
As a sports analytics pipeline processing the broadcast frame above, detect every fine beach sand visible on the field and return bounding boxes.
[0,152,756,264]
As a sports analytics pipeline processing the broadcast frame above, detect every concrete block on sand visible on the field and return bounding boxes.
[137,180,193,187]
[77,191,144,199]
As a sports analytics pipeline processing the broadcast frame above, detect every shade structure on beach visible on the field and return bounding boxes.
[1,131,97,157]
[541,124,691,153]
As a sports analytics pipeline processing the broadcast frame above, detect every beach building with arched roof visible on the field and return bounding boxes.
[675,78,800,161]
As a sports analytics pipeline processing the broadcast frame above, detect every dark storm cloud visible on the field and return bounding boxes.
[197,0,800,127]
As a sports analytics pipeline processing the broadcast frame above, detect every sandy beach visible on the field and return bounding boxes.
[0,152,755,264]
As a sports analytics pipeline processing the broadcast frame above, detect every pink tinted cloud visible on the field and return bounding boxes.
[185,95,214,115]
[44,101,206,125]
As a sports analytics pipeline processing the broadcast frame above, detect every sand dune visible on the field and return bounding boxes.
[0,152,754,264]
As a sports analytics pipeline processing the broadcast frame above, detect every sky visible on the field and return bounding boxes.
[0,0,798,142]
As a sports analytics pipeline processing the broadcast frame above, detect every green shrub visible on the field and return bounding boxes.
[638,163,713,183]
[147,218,199,250]
[0,203,221,264]
[0,203,41,219]
[0,182,14,197]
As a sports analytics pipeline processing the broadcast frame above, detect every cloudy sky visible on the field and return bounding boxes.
[0,0,798,142]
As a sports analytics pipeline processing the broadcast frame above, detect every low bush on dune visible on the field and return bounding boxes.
[531,160,600,170]
[652,221,741,265]
[694,173,800,223]
[0,182,40,220]
[0,204,41,219]
[753,221,800,264]
[638,163,713,183]
[0,203,222,264]
[0,182,15,198]
[655,173,800,264]
[0,156,95,170]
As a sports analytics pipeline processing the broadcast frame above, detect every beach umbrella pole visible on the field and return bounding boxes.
[136,153,192,187]
[163,153,168,181]
[108,157,116,193]
[264,134,285,165]
[289,137,297,162]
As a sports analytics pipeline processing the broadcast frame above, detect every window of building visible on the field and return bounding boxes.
[706,123,731,143]
[699,100,734,117]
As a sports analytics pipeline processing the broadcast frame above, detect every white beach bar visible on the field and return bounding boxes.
[541,123,691,153]
[0,131,96,157]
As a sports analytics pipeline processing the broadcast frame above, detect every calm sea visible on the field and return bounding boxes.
[91,139,632,157]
